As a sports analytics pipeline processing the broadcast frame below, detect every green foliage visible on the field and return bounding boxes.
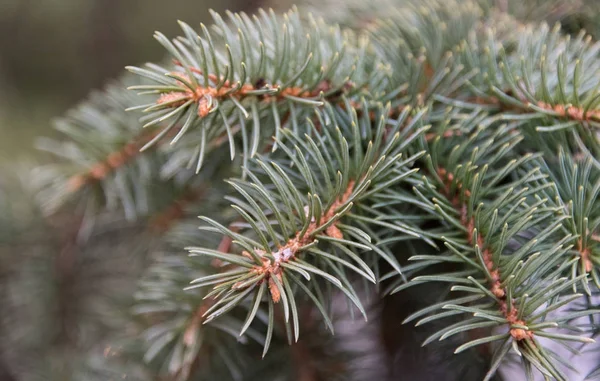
[131,253,254,381]
[536,150,600,291]
[398,113,598,380]
[4,0,600,380]
[126,8,380,170]
[186,105,425,353]
[32,77,160,219]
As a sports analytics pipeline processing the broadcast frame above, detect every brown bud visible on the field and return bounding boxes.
[510,327,533,341]
[491,282,505,299]
[157,91,190,106]
[198,97,211,117]
[326,225,344,239]
[268,276,281,303]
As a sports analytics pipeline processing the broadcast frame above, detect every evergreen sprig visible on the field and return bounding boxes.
[185,104,425,354]
[535,150,600,292]
[457,22,600,165]
[396,112,598,380]
[15,1,600,380]
[126,8,382,171]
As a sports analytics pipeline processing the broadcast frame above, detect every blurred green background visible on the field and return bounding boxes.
[0,0,269,162]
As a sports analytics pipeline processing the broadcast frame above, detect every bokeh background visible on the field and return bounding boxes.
[0,0,268,161]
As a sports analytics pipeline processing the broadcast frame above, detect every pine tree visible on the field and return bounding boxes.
[2,0,600,380]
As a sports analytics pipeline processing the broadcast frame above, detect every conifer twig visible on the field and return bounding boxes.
[437,167,533,341]
[248,180,356,303]
[66,128,168,192]
[156,67,346,117]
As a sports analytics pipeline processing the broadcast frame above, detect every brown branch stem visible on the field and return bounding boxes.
[67,127,176,192]
[535,101,600,122]
[162,60,342,118]
[246,180,356,303]
[437,167,533,341]
[576,239,594,273]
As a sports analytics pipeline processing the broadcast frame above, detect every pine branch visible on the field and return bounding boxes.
[533,150,600,292]
[127,5,478,173]
[33,73,236,225]
[33,76,165,220]
[397,114,598,380]
[126,8,379,169]
[66,127,165,193]
[435,165,533,341]
[23,2,600,379]
[130,253,252,381]
[161,59,345,116]
[183,104,426,354]
[254,178,357,305]
[456,21,600,166]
